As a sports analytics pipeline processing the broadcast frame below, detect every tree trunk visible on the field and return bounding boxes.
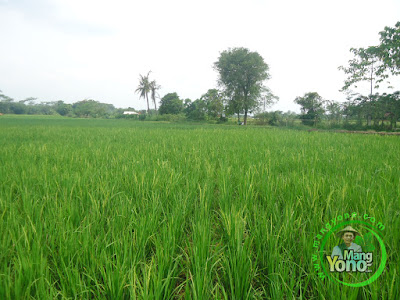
[243,93,248,125]
[146,94,150,114]
[370,67,373,97]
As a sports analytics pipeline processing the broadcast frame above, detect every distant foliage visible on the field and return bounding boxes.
[214,47,273,125]
[185,99,207,120]
[158,93,183,115]
[184,89,225,121]
[72,99,115,118]
[342,91,400,130]
[255,111,297,126]
[294,92,325,126]
[0,90,122,118]
[339,21,400,94]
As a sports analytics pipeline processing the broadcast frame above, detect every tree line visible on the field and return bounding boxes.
[134,47,279,125]
[0,94,127,118]
[328,21,400,130]
[1,22,399,129]
[291,91,400,130]
[134,22,399,129]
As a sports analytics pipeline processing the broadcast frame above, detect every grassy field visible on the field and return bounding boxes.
[0,115,399,299]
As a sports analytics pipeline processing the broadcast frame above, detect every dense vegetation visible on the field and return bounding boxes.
[1,22,400,130]
[1,116,399,299]
[1,89,400,131]
[0,96,123,118]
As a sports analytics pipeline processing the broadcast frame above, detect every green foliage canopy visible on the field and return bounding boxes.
[200,89,224,119]
[338,47,384,94]
[214,47,270,124]
[72,99,115,118]
[294,92,325,126]
[159,93,183,115]
[377,21,400,75]
[339,22,400,94]
[184,99,207,120]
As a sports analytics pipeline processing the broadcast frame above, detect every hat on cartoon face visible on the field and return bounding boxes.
[336,226,360,237]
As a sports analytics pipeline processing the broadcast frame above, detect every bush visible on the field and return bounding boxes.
[217,116,228,123]
[154,113,186,122]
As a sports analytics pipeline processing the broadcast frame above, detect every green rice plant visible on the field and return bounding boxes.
[218,206,255,299]
[185,184,220,300]
[0,116,399,299]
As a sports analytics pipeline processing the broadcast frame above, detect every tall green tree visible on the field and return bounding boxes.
[159,93,183,115]
[338,47,384,95]
[224,88,244,124]
[54,100,72,116]
[339,22,400,126]
[214,47,271,125]
[342,96,363,125]
[338,48,387,126]
[135,72,151,113]
[325,100,343,126]
[184,99,207,120]
[200,89,224,119]
[380,91,400,129]
[339,22,400,94]
[72,99,115,118]
[0,90,14,114]
[294,92,325,126]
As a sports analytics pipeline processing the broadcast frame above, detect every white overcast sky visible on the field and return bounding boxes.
[1,0,399,112]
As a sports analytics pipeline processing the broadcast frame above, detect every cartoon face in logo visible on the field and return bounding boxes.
[331,226,362,260]
[342,232,355,245]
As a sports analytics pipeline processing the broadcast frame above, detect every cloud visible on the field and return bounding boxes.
[0,0,114,36]
[0,0,399,111]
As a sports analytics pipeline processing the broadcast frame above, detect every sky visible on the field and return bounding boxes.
[1,0,399,112]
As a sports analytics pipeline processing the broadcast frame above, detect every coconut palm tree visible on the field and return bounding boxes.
[135,72,151,113]
[149,80,161,112]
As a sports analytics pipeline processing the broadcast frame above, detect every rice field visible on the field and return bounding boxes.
[0,115,399,299]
